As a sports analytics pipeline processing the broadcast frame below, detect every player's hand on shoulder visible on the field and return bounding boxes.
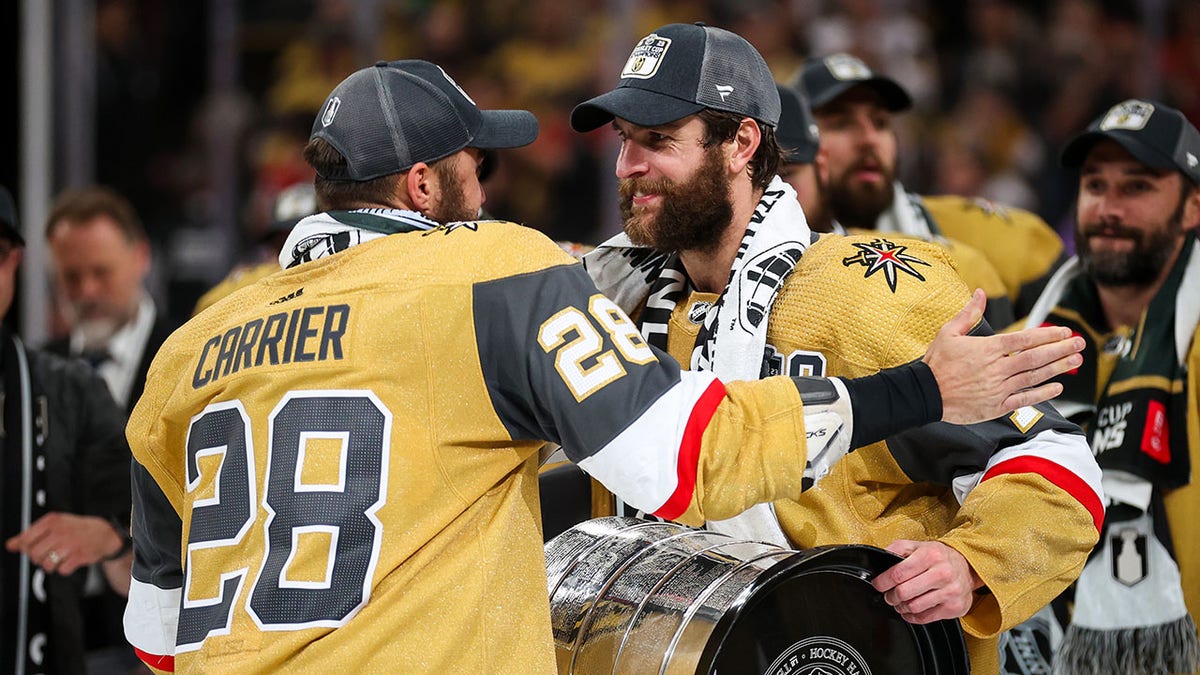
[923,289,1084,424]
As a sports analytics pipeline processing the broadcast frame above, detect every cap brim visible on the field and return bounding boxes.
[811,78,912,112]
[1060,130,1178,171]
[473,109,539,150]
[571,87,705,132]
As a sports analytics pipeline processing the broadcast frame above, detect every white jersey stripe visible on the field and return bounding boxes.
[953,430,1105,526]
[577,370,720,515]
[125,576,181,659]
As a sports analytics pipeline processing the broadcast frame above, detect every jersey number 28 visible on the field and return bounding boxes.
[176,392,390,651]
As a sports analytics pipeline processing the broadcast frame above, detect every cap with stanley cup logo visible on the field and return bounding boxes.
[1061,99,1200,184]
[798,53,913,113]
[570,22,781,132]
[310,60,539,181]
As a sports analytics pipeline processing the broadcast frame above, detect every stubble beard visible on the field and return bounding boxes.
[1076,197,1185,288]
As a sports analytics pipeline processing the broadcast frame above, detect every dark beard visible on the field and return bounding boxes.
[428,159,476,223]
[825,158,895,230]
[1075,197,1184,287]
[618,146,733,253]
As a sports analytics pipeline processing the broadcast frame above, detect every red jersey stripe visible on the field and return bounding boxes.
[983,456,1105,532]
[653,378,727,521]
[134,647,175,672]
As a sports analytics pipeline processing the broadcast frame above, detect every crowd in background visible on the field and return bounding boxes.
[72,0,1200,326]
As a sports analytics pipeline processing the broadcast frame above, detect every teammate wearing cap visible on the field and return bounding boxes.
[125,58,1088,672]
[1018,99,1200,675]
[573,23,1104,673]
[774,83,828,230]
[796,53,1066,322]
[775,80,1013,328]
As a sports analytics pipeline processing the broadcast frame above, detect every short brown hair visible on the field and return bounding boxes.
[45,186,145,242]
[303,137,401,211]
[697,109,782,192]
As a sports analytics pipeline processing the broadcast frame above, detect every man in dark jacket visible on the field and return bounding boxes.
[0,186,133,675]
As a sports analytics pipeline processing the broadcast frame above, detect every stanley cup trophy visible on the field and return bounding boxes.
[545,517,970,675]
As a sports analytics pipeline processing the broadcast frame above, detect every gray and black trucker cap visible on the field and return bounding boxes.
[311,60,538,181]
[1061,99,1200,184]
[799,53,912,112]
[571,23,781,132]
[775,83,820,164]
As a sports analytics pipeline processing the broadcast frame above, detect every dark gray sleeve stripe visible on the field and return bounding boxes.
[884,316,1084,484]
[131,460,184,589]
[885,400,1084,485]
[473,263,681,461]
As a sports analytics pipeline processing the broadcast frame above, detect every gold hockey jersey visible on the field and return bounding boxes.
[843,225,1013,328]
[123,217,853,674]
[923,195,1066,317]
[646,234,1102,674]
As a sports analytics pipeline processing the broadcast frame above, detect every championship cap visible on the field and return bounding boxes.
[0,185,25,247]
[310,60,539,181]
[775,84,820,164]
[798,53,912,112]
[1060,99,1200,184]
[570,23,781,132]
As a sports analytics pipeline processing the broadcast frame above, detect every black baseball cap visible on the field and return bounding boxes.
[1061,99,1200,184]
[310,60,539,181]
[571,23,781,132]
[0,185,25,247]
[798,53,912,113]
[775,84,820,164]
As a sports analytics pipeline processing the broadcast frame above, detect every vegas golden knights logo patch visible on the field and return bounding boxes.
[841,238,930,292]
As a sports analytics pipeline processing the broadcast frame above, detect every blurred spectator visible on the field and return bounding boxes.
[1160,2,1200,124]
[43,187,177,414]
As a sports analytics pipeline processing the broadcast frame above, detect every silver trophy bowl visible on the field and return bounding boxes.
[545,516,969,675]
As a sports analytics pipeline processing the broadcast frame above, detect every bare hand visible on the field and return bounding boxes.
[871,539,982,624]
[923,289,1084,424]
[4,512,123,576]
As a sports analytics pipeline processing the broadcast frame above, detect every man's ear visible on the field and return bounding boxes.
[1184,183,1200,232]
[814,148,829,185]
[728,118,761,176]
[405,163,436,213]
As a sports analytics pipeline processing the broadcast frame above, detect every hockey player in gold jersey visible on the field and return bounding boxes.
[796,53,1066,322]
[124,59,1088,673]
[573,24,1104,674]
[775,80,1014,328]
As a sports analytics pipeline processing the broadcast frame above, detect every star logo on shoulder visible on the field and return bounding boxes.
[967,196,1011,221]
[842,238,931,292]
[424,221,481,237]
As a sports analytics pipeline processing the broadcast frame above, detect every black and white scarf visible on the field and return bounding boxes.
[1,330,51,675]
[278,208,442,269]
[584,176,816,544]
[1023,232,1200,675]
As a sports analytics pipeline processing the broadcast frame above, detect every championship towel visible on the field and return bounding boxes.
[584,176,817,545]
